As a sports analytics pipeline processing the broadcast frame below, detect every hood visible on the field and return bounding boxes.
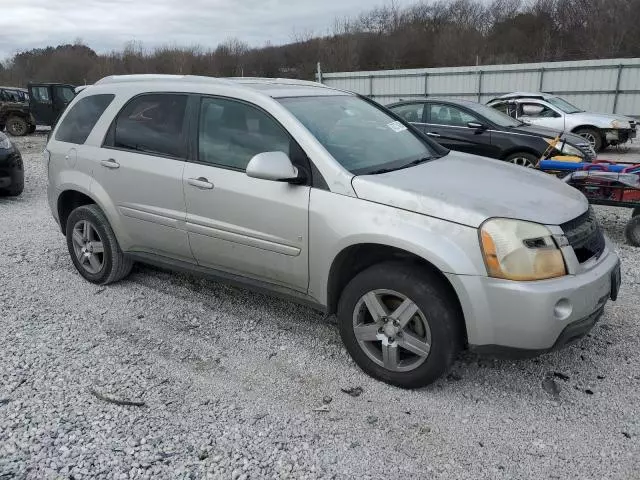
[567,111,635,128]
[352,152,588,228]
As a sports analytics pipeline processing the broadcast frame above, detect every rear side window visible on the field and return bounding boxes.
[31,86,52,104]
[390,103,425,123]
[55,94,115,144]
[110,94,188,158]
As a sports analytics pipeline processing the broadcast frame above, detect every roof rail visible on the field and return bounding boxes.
[94,74,235,86]
[225,77,326,88]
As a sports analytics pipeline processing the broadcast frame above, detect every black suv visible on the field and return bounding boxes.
[0,83,76,136]
[387,98,595,167]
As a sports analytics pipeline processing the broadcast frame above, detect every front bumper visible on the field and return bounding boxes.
[604,128,636,143]
[446,245,620,354]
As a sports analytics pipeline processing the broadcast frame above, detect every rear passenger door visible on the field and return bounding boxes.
[182,96,310,292]
[95,93,193,262]
[424,103,495,157]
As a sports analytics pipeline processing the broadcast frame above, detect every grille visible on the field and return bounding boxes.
[576,142,597,162]
[560,206,605,263]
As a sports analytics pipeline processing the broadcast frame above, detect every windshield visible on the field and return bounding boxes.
[546,96,582,114]
[466,102,522,127]
[279,95,440,174]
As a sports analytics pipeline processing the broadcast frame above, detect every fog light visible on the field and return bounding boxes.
[553,299,573,320]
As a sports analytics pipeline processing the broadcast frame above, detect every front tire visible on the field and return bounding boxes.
[505,151,538,168]
[625,215,640,247]
[6,116,28,136]
[337,262,463,389]
[66,205,133,284]
[574,127,604,152]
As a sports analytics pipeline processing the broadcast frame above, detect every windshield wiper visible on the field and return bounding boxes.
[366,156,432,175]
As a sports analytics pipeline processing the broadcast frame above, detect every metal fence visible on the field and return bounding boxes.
[317,58,640,116]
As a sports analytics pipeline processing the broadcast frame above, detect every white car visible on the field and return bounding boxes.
[487,92,637,152]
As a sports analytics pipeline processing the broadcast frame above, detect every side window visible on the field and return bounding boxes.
[428,104,479,127]
[198,97,291,171]
[54,86,76,103]
[112,94,188,158]
[519,102,560,118]
[31,86,52,104]
[0,89,7,101]
[55,94,115,144]
[390,103,425,123]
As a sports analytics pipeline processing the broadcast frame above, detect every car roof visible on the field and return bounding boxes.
[389,98,484,108]
[92,74,349,98]
[489,92,554,102]
[0,86,27,92]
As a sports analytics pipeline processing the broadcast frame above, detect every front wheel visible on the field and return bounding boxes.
[337,262,463,389]
[574,127,604,152]
[505,152,538,168]
[625,215,640,247]
[6,116,29,136]
[66,204,133,284]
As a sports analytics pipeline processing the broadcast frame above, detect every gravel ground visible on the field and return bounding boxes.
[1,134,639,480]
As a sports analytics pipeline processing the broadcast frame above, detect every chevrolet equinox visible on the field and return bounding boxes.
[46,75,621,388]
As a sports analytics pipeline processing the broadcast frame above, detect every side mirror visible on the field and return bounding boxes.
[246,151,304,183]
[467,121,487,131]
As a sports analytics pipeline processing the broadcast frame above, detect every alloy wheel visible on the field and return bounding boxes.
[71,220,105,274]
[352,289,432,373]
[507,156,536,168]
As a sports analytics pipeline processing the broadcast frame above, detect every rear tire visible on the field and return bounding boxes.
[337,262,463,389]
[625,215,640,247]
[505,152,538,168]
[6,116,28,136]
[0,179,24,197]
[66,204,133,284]
[575,127,604,152]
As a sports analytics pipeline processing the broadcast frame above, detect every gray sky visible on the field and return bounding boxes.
[0,0,419,61]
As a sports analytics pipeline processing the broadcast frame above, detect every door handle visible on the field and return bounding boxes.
[100,159,120,169]
[187,177,214,190]
[426,132,441,138]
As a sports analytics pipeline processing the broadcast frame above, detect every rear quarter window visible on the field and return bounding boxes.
[55,94,115,144]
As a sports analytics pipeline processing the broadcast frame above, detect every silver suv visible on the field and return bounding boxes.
[46,75,621,388]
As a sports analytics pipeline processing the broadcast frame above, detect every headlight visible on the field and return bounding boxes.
[480,218,566,281]
[559,142,583,157]
[611,120,629,129]
[0,134,11,150]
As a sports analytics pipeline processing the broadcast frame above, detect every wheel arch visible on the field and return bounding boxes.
[325,243,468,343]
[500,146,542,161]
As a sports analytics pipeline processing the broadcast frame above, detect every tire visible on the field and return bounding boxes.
[6,116,29,136]
[574,127,604,152]
[0,179,24,197]
[337,262,463,389]
[625,215,640,247]
[632,207,640,218]
[505,151,538,168]
[65,204,133,284]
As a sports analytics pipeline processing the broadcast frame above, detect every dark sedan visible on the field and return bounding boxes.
[387,98,595,167]
[0,132,24,196]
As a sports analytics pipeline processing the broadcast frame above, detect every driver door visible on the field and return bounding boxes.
[183,96,310,292]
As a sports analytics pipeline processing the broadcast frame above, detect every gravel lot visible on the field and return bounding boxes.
[1,134,639,480]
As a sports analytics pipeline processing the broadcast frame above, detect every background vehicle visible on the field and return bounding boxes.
[0,132,24,196]
[388,98,595,167]
[0,83,76,136]
[46,75,619,388]
[487,92,637,152]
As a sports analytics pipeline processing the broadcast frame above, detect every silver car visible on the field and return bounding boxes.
[46,75,621,388]
[487,92,637,152]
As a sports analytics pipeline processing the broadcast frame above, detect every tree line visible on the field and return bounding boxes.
[1,0,639,87]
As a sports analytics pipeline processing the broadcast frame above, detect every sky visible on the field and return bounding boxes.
[0,0,420,61]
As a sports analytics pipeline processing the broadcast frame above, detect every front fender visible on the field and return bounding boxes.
[308,190,486,305]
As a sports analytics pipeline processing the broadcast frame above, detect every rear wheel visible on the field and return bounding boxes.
[66,204,133,284]
[6,116,28,136]
[575,127,604,152]
[337,262,462,389]
[505,152,538,168]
